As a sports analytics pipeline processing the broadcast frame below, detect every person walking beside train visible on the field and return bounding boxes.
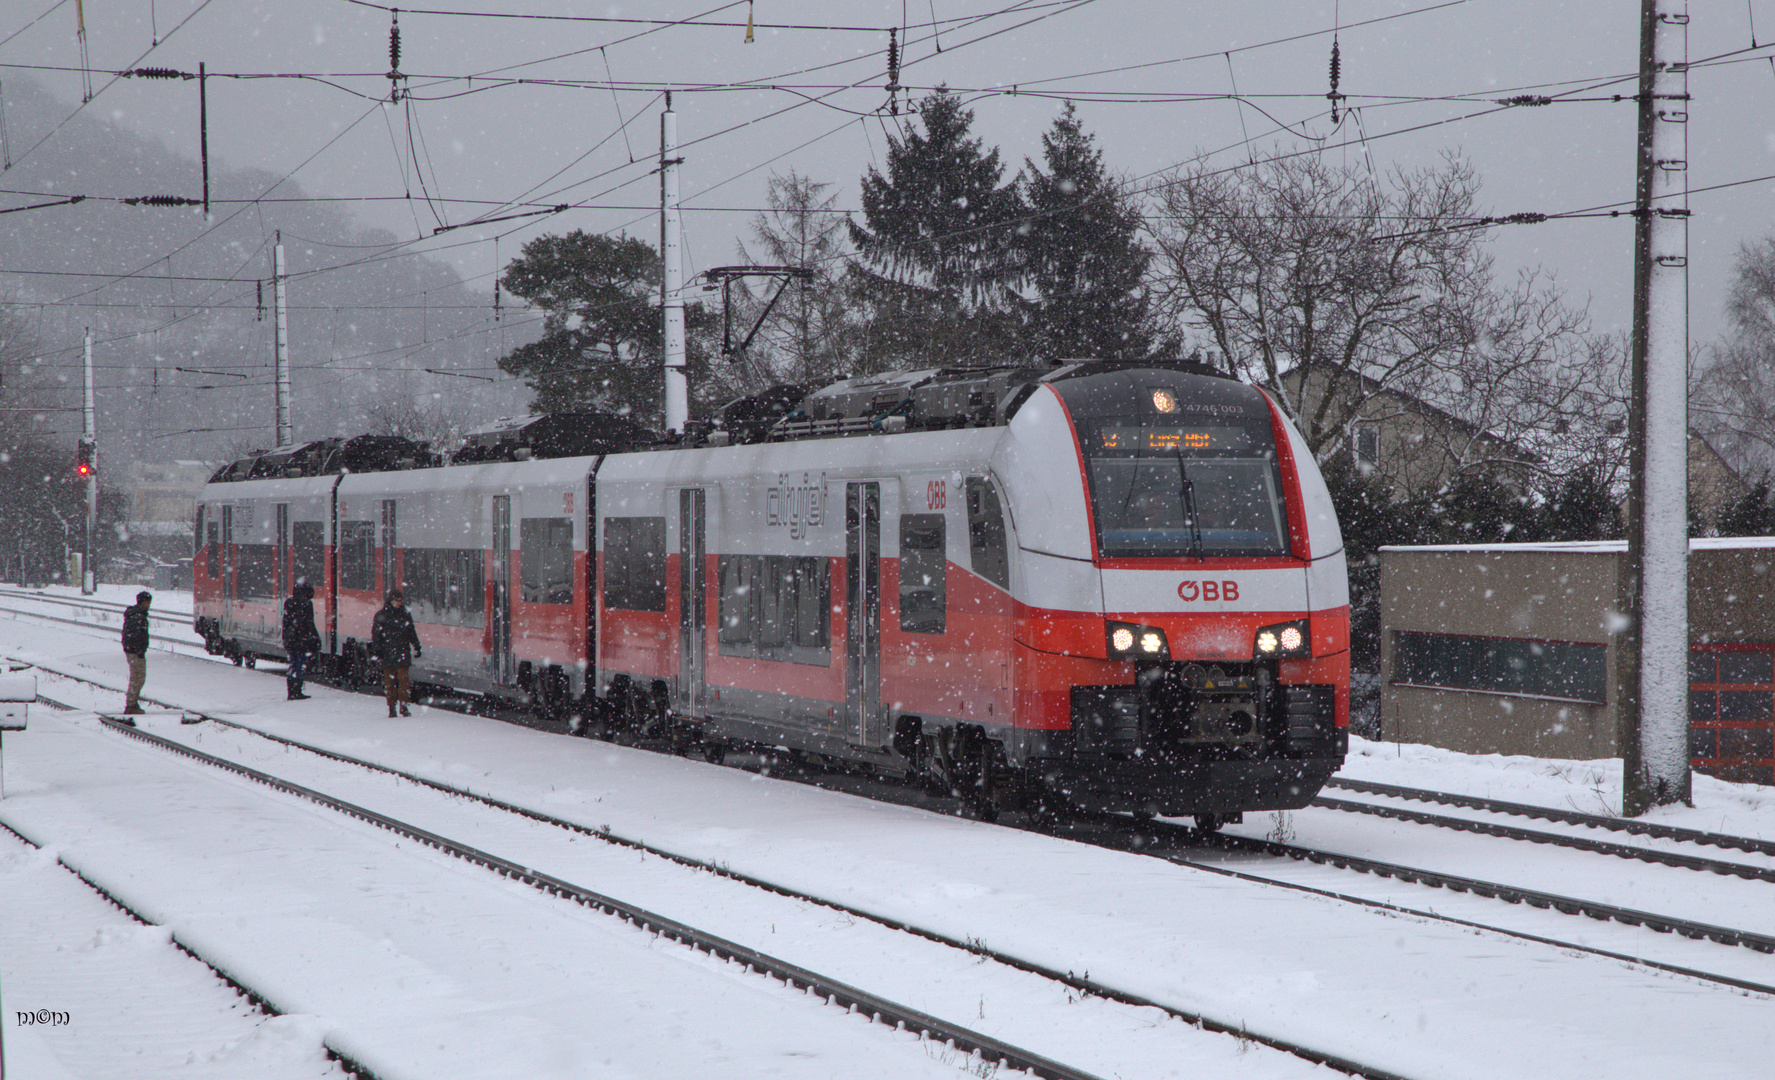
[121,590,152,715]
[282,581,321,700]
[371,588,421,717]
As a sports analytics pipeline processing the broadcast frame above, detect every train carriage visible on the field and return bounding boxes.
[195,359,1349,820]
[332,457,597,704]
[194,473,339,666]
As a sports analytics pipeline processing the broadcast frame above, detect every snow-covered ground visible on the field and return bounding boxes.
[2,586,1773,1079]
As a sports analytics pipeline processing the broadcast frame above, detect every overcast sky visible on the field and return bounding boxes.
[6,0,1774,349]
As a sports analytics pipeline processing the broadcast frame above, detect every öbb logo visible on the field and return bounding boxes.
[1177,579,1239,602]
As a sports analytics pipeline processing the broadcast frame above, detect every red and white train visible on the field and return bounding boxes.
[195,360,1349,821]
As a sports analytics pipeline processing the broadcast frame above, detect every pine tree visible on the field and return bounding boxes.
[1018,103,1158,361]
[849,89,1023,368]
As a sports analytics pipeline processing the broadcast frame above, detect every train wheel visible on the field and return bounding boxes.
[244,654,256,669]
[701,740,727,765]
[1193,813,1226,834]
[959,794,999,823]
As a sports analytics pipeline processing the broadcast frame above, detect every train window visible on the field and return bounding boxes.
[521,517,575,605]
[717,555,752,647]
[194,505,205,564]
[403,548,486,627]
[339,521,376,591]
[899,514,946,634]
[292,521,326,591]
[758,558,791,647]
[603,516,666,612]
[718,554,830,664]
[236,544,276,600]
[205,520,219,580]
[965,479,1010,590]
[793,556,829,651]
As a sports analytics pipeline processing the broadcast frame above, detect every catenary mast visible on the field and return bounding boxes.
[1620,0,1691,815]
[661,94,687,435]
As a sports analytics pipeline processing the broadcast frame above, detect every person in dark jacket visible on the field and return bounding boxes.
[281,581,322,700]
[121,590,152,714]
[370,588,421,717]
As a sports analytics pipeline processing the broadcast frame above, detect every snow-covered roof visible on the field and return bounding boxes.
[1380,536,1775,554]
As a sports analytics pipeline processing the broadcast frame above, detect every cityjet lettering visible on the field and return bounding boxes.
[766,472,830,540]
[1177,579,1239,602]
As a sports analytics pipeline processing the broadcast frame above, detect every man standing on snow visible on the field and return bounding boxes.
[121,590,152,714]
[370,588,421,717]
[282,581,322,700]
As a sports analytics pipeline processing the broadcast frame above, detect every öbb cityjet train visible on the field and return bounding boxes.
[193,360,1349,822]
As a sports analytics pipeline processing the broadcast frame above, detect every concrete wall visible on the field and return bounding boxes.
[1380,546,1620,758]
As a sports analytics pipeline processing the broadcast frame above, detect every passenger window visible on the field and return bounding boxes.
[521,517,575,604]
[966,478,1009,590]
[899,514,946,634]
[339,521,376,591]
[717,554,830,664]
[292,520,326,591]
[793,556,829,649]
[603,516,667,612]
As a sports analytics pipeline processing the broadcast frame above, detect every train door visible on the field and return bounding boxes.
[845,482,883,747]
[220,505,236,637]
[678,488,707,715]
[275,504,289,602]
[380,499,397,596]
[492,495,514,685]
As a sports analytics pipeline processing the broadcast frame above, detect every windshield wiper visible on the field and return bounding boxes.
[1177,450,1203,559]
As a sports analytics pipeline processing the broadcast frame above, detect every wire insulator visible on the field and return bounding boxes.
[389,12,402,72]
[886,28,901,115]
[1326,37,1344,124]
[1496,95,1553,107]
[123,195,201,206]
[127,67,190,80]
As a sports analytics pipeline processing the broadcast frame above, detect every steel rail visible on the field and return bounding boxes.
[1059,810,1775,996]
[1326,776,1775,858]
[1311,795,1775,882]
[95,715,1128,1080]
[0,796,380,1078]
[0,586,196,628]
[1124,827,1775,999]
[1200,829,1775,954]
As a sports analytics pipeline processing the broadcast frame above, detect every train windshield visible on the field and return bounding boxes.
[1083,421,1289,558]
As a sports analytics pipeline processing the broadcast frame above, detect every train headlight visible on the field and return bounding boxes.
[1108,621,1169,660]
[1253,619,1311,660]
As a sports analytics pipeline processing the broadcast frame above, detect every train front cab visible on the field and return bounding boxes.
[993,370,1350,818]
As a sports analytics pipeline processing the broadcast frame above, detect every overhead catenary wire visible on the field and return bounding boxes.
[10,2,1760,429]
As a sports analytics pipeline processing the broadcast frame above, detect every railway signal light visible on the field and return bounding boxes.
[75,438,96,479]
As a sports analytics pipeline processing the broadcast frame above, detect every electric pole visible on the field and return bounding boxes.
[82,329,96,595]
[661,93,687,435]
[1620,0,1691,815]
[274,230,291,447]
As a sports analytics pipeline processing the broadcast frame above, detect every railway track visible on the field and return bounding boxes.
[1056,813,1775,998]
[0,586,196,629]
[1309,792,1775,882]
[96,714,1124,1080]
[27,667,1397,1080]
[1323,776,1775,858]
